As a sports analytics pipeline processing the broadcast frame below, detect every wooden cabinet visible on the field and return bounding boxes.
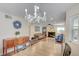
[3,36,29,55]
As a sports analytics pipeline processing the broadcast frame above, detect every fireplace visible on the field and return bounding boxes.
[48,32,55,38]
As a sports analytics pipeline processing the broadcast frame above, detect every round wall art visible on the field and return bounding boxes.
[13,20,22,29]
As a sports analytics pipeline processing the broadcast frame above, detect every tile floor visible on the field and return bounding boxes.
[13,37,63,56]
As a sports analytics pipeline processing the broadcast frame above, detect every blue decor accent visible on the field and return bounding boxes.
[55,34,64,42]
[13,21,22,29]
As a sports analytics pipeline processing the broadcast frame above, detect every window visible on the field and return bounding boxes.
[72,16,79,41]
[35,26,40,32]
[57,27,65,34]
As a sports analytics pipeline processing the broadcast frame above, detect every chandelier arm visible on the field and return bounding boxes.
[25,5,47,24]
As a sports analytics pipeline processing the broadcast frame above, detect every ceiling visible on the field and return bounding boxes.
[0,3,76,24]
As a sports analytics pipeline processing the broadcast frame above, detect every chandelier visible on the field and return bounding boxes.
[25,5,47,24]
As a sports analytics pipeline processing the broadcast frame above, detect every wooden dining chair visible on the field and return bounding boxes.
[63,43,71,56]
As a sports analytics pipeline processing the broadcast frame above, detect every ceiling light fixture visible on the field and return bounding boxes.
[25,5,47,24]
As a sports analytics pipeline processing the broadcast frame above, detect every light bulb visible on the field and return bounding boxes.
[44,11,46,16]
[25,9,27,12]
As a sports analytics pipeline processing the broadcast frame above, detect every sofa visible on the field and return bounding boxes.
[34,33,46,40]
[30,33,46,45]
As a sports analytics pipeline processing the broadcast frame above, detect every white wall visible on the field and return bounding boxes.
[0,12,30,55]
[66,4,79,55]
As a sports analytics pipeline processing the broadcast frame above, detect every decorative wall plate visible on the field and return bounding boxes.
[13,20,22,29]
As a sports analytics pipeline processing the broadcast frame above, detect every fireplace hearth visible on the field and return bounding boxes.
[48,32,55,38]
